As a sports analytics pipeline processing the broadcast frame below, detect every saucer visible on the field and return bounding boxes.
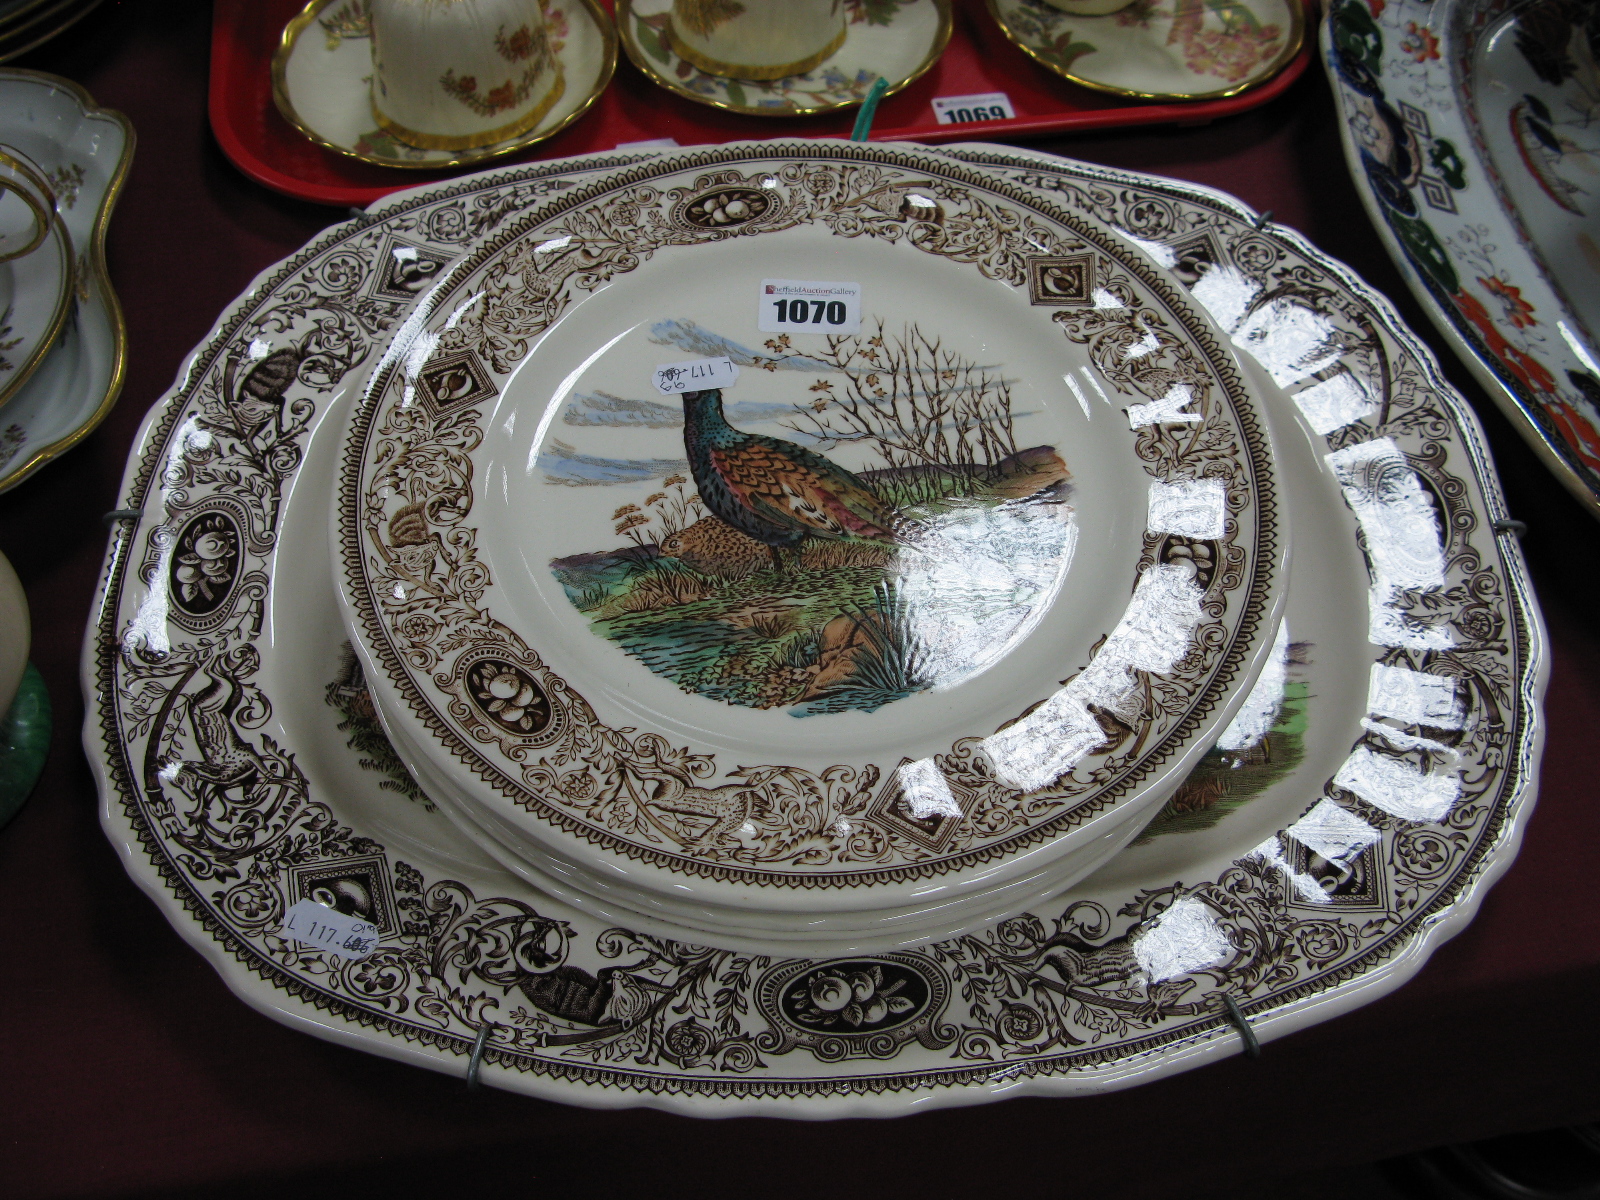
[272,0,616,171]
[988,0,1305,101]
[617,0,951,117]
[0,69,130,492]
[86,144,1542,1117]
[334,140,1287,943]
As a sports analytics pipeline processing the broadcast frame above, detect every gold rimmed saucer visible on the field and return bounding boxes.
[617,0,951,118]
[987,0,1305,102]
[271,0,616,171]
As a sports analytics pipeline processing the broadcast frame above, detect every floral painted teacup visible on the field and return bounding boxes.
[369,0,565,151]
[666,0,847,81]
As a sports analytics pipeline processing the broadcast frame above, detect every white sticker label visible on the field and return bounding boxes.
[281,899,380,960]
[758,279,861,334]
[931,92,1015,125]
[652,356,740,394]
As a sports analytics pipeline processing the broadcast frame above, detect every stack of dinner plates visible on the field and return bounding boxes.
[87,126,1544,1113]
[328,139,1289,952]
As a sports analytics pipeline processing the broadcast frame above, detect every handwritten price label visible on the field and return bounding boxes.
[931,92,1015,125]
[652,356,740,395]
[758,279,861,334]
[281,899,380,961]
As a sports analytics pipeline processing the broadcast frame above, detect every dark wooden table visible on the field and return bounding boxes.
[3,4,1597,1197]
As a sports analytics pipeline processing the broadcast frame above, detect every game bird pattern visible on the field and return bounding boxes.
[679,388,899,569]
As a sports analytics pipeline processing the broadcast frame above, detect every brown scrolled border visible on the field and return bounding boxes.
[338,142,1284,889]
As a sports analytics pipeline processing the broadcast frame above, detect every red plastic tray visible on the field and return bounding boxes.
[210,0,1312,207]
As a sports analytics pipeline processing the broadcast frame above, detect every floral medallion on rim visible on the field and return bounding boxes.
[756,954,953,1059]
[335,142,1285,904]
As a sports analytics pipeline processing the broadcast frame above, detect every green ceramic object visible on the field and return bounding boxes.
[0,662,49,829]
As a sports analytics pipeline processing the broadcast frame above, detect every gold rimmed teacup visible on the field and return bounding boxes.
[368,0,565,151]
[665,0,847,81]
[272,0,616,169]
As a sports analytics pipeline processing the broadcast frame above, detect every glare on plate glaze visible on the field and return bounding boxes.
[1132,620,1310,844]
[1325,0,1600,515]
[0,69,130,493]
[617,0,951,116]
[335,143,1285,946]
[988,0,1305,101]
[84,144,1542,1117]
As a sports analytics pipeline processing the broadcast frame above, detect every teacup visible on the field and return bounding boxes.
[0,147,55,264]
[667,0,847,81]
[369,0,566,151]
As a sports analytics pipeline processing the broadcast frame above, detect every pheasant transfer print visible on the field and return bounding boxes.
[548,318,1074,716]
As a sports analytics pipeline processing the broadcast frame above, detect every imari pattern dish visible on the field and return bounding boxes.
[273,0,616,170]
[616,0,951,117]
[1325,0,1600,517]
[85,141,1542,1116]
[333,140,1288,947]
[0,69,130,493]
[988,0,1306,101]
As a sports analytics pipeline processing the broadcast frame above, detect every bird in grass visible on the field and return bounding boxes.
[680,389,898,571]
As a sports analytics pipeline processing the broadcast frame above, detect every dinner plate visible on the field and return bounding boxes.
[333,140,1288,944]
[988,0,1306,102]
[0,69,131,493]
[85,144,1543,1118]
[1325,0,1600,517]
[615,0,951,117]
[273,0,616,170]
